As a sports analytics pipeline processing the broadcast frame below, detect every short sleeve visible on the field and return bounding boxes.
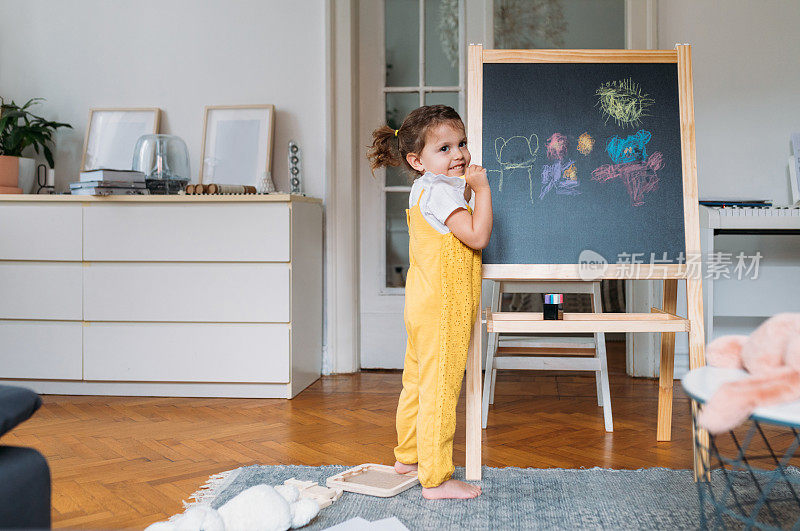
[424,181,468,227]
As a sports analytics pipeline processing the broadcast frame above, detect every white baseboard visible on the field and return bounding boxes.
[673,349,690,379]
[0,379,300,398]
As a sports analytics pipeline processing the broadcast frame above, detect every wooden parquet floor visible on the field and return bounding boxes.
[0,342,739,528]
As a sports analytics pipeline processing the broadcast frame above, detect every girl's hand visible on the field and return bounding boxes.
[446,164,493,249]
[465,164,489,191]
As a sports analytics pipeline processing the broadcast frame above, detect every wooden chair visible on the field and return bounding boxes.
[481,280,613,432]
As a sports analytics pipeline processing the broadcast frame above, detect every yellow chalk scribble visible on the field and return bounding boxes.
[577,132,594,156]
[596,78,654,128]
[562,163,577,181]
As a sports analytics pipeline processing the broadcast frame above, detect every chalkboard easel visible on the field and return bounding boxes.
[464,45,707,481]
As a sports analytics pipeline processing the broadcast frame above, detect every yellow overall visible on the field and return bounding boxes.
[394,191,482,488]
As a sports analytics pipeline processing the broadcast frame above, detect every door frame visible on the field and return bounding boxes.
[325,0,660,374]
[324,0,361,374]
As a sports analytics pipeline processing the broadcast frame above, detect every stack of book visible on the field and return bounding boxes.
[70,169,148,196]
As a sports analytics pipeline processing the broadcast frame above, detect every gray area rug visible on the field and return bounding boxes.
[189,465,800,530]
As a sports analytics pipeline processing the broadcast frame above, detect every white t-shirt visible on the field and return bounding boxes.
[409,171,469,234]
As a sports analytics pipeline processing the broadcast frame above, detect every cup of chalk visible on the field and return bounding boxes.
[543,294,564,320]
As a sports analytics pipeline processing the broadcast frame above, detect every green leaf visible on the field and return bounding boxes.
[43,145,54,168]
[0,96,71,165]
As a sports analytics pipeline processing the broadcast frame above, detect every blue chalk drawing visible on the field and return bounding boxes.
[606,130,651,164]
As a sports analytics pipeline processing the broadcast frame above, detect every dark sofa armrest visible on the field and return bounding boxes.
[0,385,42,437]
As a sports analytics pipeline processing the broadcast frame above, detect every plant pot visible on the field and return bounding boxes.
[0,156,36,193]
[0,156,18,187]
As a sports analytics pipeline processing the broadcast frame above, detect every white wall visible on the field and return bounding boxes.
[658,0,800,377]
[0,0,327,198]
[659,0,800,204]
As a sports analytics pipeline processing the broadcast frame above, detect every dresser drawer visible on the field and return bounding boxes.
[83,322,290,383]
[83,262,290,322]
[0,203,82,260]
[0,262,82,319]
[0,320,82,379]
[83,203,290,261]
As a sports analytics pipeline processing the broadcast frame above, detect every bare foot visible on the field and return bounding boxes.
[394,461,418,474]
[422,479,482,499]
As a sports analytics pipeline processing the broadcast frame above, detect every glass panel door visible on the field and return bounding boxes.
[383,0,464,290]
[359,0,465,369]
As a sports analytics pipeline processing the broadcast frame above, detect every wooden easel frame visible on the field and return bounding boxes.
[464,45,707,481]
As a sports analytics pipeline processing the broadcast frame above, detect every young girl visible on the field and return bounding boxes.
[367,105,492,500]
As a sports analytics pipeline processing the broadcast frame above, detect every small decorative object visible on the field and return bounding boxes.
[185,183,257,195]
[790,133,800,206]
[543,293,563,320]
[0,98,71,193]
[132,134,190,194]
[209,184,256,195]
[288,141,301,194]
[257,170,277,193]
[81,108,160,171]
[36,164,55,194]
[200,104,275,186]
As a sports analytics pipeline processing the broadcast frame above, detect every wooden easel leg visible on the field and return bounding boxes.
[482,283,500,428]
[489,369,497,405]
[466,309,483,481]
[691,401,710,482]
[657,278,678,441]
[686,275,709,480]
[591,282,613,432]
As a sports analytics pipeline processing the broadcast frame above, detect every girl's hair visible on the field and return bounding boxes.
[366,105,464,177]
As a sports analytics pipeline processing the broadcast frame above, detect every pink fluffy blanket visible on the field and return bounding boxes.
[698,313,800,434]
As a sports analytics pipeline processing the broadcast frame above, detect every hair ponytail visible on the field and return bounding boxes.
[366,105,464,178]
[366,125,402,175]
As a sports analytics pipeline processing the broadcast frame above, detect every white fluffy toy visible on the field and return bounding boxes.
[146,484,320,531]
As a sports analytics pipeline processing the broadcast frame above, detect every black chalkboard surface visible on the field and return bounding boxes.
[481,62,686,265]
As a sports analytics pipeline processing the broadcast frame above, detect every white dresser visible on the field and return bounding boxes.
[0,194,322,398]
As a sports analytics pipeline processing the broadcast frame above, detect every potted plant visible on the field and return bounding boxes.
[0,98,71,193]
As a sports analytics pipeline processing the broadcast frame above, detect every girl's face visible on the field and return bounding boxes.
[407,122,470,178]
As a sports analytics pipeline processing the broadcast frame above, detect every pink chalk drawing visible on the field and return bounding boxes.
[592,152,664,207]
[546,132,568,160]
[540,133,580,199]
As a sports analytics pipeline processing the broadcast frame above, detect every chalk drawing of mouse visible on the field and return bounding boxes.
[489,134,539,204]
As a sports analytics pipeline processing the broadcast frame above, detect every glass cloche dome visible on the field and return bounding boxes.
[132,134,190,194]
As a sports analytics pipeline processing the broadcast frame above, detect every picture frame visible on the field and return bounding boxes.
[81,108,161,171]
[199,104,275,185]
